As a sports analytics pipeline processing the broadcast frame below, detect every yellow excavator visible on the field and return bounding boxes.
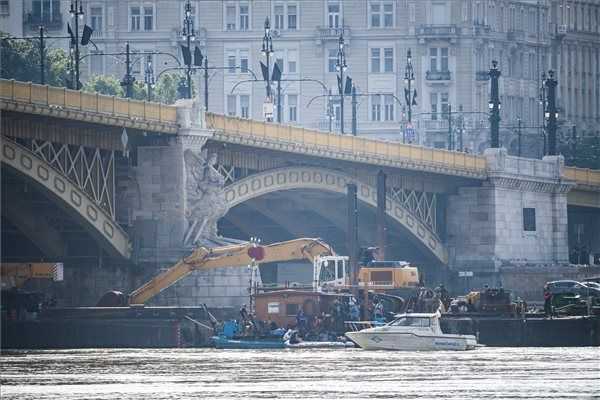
[97,237,420,307]
[1,263,64,289]
[98,238,335,307]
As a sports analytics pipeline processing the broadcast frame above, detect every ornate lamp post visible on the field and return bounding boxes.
[403,49,417,143]
[181,0,195,99]
[336,34,348,134]
[544,70,559,156]
[488,60,502,148]
[261,17,274,121]
[539,72,548,155]
[69,0,84,89]
[144,55,155,101]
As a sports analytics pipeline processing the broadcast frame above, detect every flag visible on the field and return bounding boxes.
[404,88,410,105]
[344,77,352,95]
[271,62,282,82]
[181,45,191,66]
[337,75,342,95]
[260,61,269,81]
[67,23,76,46]
[81,24,93,46]
[412,89,418,106]
[193,46,203,67]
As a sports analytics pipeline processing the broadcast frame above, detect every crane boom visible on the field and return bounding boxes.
[128,238,334,305]
[1,263,64,289]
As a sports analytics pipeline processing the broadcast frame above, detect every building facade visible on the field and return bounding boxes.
[2,0,599,154]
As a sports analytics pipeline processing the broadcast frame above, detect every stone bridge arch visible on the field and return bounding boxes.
[223,167,447,264]
[1,138,131,259]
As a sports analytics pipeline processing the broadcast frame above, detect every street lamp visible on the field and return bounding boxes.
[488,60,502,148]
[403,49,418,143]
[120,42,135,98]
[69,0,84,89]
[144,55,155,101]
[336,34,348,134]
[261,17,274,121]
[539,72,547,155]
[544,70,559,156]
[182,0,195,99]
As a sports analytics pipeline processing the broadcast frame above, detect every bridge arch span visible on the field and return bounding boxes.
[224,167,447,264]
[1,138,131,259]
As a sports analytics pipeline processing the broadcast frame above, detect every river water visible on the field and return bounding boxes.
[1,347,599,399]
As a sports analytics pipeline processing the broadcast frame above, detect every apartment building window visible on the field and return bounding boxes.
[0,1,8,15]
[240,95,250,118]
[384,48,394,72]
[328,49,337,72]
[409,2,415,23]
[371,47,393,73]
[143,6,153,30]
[288,95,298,122]
[274,4,284,29]
[371,49,381,73]
[240,50,249,73]
[371,95,382,121]
[225,49,250,74]
[288,5,297,30]
[32,0,60,20]
[130,7,141,31]
[441,93,449,117]
[430,93,438,120]
[225,5,236,30]
[227,52,236,73]
[239,3,249,30]
[90,7,103,32]
[430,92,448,120]
[370,2,393,28]
[227,95,237,116]
[328,2,340,28]
[287,50,297,74]
[523,208,536,231]
[430,48,448,72]
[384,95,394,121]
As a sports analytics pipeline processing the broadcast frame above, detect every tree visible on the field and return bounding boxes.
[153,73,192,104]
[83,75,124,97]
[559,133,600,170]
[0,34,69,86]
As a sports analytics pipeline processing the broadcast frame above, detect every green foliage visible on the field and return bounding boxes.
[153,73,183,104]
[560,134,600,170]
[83,75,124,97]
[0,33,69,85]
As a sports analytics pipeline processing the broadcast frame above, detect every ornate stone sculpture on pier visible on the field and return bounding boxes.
[183,148,228,246]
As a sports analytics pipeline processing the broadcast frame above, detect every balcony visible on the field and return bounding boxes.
[417,25,460,42]
[507,29,525,41]
[426,70,451,81]
[24,12,63,30]
[476,71,490,81]
[316,26,351,44]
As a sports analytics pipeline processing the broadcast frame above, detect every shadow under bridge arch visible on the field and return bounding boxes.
[223,167,447,264]
[1,138,131,259]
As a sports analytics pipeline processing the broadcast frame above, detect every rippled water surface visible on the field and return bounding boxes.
[1,347,599,399]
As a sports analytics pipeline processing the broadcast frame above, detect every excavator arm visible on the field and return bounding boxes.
[128,238,334,305]
[1,263,64,289]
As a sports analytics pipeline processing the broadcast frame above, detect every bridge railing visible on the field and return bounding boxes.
[207,113,487,174]
[0,79,177,124]
[564,167,600,188]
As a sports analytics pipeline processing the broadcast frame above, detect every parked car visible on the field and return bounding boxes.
[582,281,600,291]
[545,280,600,297]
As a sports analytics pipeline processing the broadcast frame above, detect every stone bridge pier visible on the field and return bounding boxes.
[127,100,250,308]
[447,148,574,293]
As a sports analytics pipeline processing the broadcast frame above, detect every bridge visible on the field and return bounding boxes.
[1,80,599,306]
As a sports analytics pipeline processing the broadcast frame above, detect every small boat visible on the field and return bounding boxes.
[344,311,478,351]
[284,340,355,349]
[212,335,285,349]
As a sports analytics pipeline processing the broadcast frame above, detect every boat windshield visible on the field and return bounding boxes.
[388,317,431,328]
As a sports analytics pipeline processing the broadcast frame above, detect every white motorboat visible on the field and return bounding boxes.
[344,312,478,351]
